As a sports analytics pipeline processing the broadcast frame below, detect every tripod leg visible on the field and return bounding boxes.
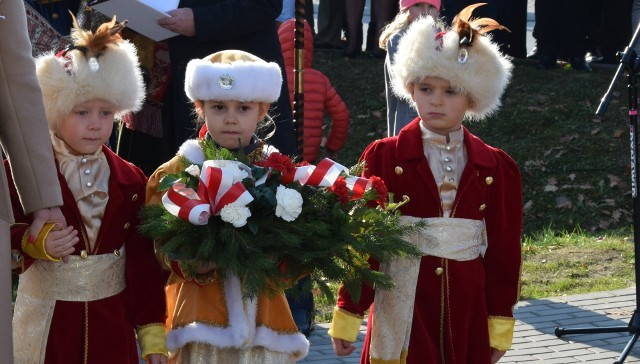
[555,325,628,337]
[613,331,640,364]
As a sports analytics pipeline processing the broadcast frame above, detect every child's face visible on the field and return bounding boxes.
[410,76,471,136]
[202,100,269,149]
[407,3,439,22]
[57,99,116,155]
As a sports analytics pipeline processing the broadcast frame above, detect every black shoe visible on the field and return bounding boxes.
[570,57,592,72]
[537,55,557,69]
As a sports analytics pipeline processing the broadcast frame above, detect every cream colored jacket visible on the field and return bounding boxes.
[0,1,64,362]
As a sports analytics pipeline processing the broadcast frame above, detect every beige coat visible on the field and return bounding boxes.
[0,1,64,362]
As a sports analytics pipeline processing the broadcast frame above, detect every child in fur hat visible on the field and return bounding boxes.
[329,4,522,364]
[380,0,441,136]
[6,17,168,364]
[145,49,310,363]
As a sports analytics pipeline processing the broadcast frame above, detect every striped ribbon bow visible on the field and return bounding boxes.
[162,160,254,225]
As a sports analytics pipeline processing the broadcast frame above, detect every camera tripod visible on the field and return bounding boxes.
[554,21,640,364]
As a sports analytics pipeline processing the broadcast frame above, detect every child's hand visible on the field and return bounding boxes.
[490,348,506,363]
[331,337,356,356]
[45,225,79,263]
[146,353,167,364]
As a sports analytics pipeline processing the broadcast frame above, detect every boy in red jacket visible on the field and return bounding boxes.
[329,5,522,364]
[278,19,350,162]
[7,18,168,364]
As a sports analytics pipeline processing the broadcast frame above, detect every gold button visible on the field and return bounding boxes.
[395,166,403,175]
[124,222,131,230]
[114,249,121,257]
[435,267,444,275]
[51,13,60,20]
[80,250,88,259]
[485,176,494,185]
[479,204,486,211]
[131,194,139,202]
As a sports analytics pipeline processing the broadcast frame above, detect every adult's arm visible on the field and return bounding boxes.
[0,0,63,215]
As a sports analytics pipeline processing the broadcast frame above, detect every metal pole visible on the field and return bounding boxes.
[293,0,305,158]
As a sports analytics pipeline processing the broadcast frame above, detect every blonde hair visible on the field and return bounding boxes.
[379,11,411,50]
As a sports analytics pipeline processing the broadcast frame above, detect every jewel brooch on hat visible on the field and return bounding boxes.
[450,3,510,64]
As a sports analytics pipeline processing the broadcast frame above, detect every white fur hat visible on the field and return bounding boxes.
[391,6,512,120]
[184,50,282,103]
[35,18,144,131]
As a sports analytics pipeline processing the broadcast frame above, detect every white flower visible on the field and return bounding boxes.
[220,203,252,228]
[185,164,201,177]
[275,185,303,222]
[210,160,250,183]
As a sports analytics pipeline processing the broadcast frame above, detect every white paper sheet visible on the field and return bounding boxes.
[90,0,179,42]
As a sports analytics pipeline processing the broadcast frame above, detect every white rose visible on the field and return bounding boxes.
[220,203,252,228]
[275,185,303,222]
[185,164,201,177]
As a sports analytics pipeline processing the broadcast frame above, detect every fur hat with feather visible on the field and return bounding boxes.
[35,16,144,131]
[391,3,512,120]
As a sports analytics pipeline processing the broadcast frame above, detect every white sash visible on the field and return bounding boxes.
[13,248,126,364]
[369,217,487,364]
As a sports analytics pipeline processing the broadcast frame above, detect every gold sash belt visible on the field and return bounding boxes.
[13,247,126,364]
[370,217,486,364]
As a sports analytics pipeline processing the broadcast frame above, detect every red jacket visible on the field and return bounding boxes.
[7,146,167,364]
[337,120,523,364]
[278,19,350,162]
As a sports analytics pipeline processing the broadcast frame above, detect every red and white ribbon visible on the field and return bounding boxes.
[162,161,254,225]
[283,158,349,187]
[345,176,371,200]
[162,183,211,225]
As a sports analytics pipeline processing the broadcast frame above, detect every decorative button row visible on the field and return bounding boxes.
[79,249,122,259]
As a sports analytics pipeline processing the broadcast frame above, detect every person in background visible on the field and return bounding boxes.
[0,1,67,362]
[8,17,168,363]
[23,0,75,56]
[146,49,309,363]
[379,0,440,136]
[157,0,298,159]
[278,18,350,162]
[277,0,296,26]
[24,0,80,36]
[344,0,398,58]
[329,7,522,364]
[532,0,591,71]
[314,0,345,50]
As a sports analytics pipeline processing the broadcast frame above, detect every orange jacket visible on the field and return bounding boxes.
[278,19,350,162]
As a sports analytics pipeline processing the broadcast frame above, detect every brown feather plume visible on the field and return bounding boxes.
[451,3,509,46]
[69,12,128,58]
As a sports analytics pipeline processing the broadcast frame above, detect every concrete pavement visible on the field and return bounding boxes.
[300,287,640,363]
